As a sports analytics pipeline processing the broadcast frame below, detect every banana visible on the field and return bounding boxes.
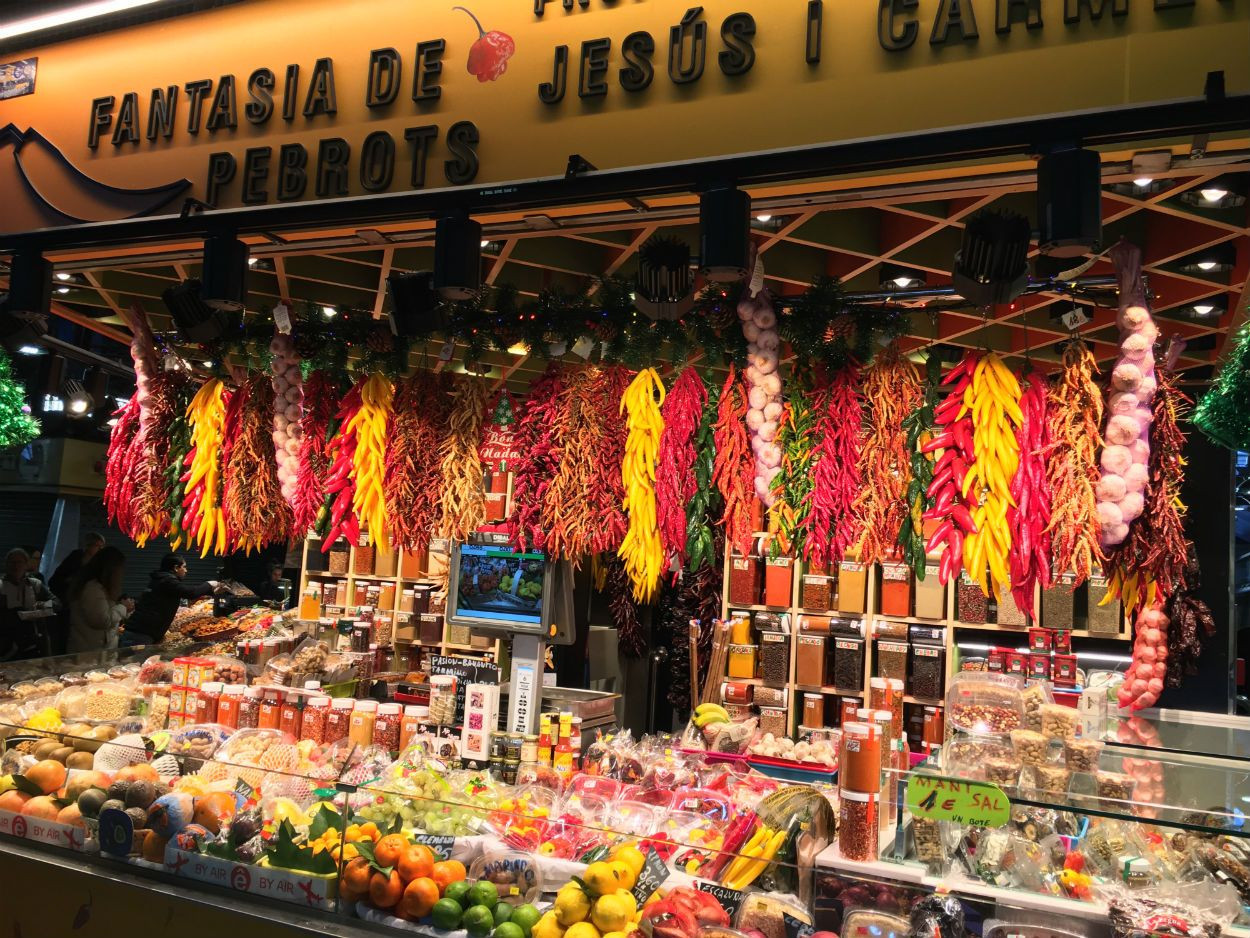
[695,703,729,718]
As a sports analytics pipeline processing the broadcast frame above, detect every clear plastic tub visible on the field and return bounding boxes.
[944,672,1024,737]
[467,849,544,905]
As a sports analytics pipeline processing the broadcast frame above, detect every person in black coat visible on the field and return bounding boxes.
[120,553,221,647]
[49,532,105,603]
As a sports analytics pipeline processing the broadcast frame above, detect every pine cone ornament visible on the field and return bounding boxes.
[824,314,856,343]
[293,333,320,360]
[366,326,394,353]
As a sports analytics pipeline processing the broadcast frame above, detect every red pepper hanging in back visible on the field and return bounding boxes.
[803,364,864,571]
[712,365,754,558]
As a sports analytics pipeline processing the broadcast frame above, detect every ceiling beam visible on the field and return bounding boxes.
[371,248,394,319]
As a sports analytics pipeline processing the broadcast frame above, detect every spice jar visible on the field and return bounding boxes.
[869,677,905,738]
[795,634,827,687]
[759,632,790,687]
[349,699,378,746]
[723,681,754,704]
[839,697,860,726]
[839,722,882,792]
[801,576,833,611]
[802,693,825,727]
[727,644,758,680]
[326,697,354,743]
[353,538,375,576]
[299,585,322,621]
[833,636,864,691]
[401,549,425,580]
[957,573,988,623]
[259,686,283,729]
[196,682,222,724]
[328,543,349,575]
[279,691,304,739]
[875,640,909,683]
[429,675,458,724]
[333,579,349,607]
[837,559,868,614]
[1086,574,1123,634]
[237,686,262,729]
[764,556,794,607]
[914,563,945,619]
[758,707,787,737]
[910,641,945,702]
[1041,571,1077,629]
[728,554,763,607]
[879,562,912,617]
[303,695,330,744]
[922,706,944,751]
[217,684,243,728]
[374,702,402,756]
[996,589,1027,627]
[379,582,396,610]
[838,789,878,861]
[374,550,397,578]
[399,706,423,753]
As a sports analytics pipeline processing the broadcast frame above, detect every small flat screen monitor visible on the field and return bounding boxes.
[447,542,549,633]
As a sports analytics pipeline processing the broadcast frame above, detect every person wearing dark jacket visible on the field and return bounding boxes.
[121,553,220,647]
[49,532,105,602]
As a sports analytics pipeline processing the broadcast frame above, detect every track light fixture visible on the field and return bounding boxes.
[1180,175,1246,210]
[1179,243,1235,275]
[1037,148,1102,258]
[162,234,249,343]
[952,209,1031,307]
[2,250,52,316]
[434,213,483,300]
[699,186,751,282]
[63,379,93,417]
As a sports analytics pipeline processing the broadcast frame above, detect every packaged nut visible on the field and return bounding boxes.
[912,816,946,867]
[1029,763,1072,794]
[1096,771,1136,802]
[1064,737,1103,773]
[945,672,1024,738]
[1010,729,1049,767]
[1021,681,1050,732]
[983,757,1022,788]
[1039,703,1078,741]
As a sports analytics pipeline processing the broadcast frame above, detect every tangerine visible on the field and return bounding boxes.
[374,833,410,869]
[397,876,440,920]
[341,856,373,902]
[369,869,404,909]
[398,843,436,882]
[432,859,467,892]
[25,759,67,795]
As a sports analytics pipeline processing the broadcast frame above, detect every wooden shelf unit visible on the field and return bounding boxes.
[297,535,499,665]
[719,546,1130,737]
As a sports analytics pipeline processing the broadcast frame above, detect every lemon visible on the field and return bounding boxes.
[566,924,602,938]
[603,932,630,938]
[590,893,633,934]
[555,885,592,926]
[612,844,646,879]
[582,861,621,897]
[608,860,637,892]
[531,912,566,938]
[269,797,308,827]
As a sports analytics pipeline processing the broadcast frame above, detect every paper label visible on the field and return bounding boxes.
[97,807,134,856]
[695,881,745,919]
[905,774,1010,828]
[412,834,455,859]
[272,302,292,334]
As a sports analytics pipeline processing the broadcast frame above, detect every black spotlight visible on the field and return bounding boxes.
[699,187,751,282]
[1037,148,1102,258]
[635,235,694,321]
[433,214,483,300]
[952,209,1031,307]
[3,250,52,315]
[202,233,249,311]
[386,270,447,336]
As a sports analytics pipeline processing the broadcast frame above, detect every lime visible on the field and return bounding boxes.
[470,880,501,909]
[495,923,525,938]
[463,904,495,937]
[432,899,464,930]
[494,903,514,926]
[511,904,543,938]
[445,880,473,907]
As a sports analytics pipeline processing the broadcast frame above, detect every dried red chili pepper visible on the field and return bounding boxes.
[657,367,708,570]
[385,371,452,553]
[804,364,864,571]
[712,366,755,558]
[1006,370,1054,618]
[453,7,515,82]
[509,364,565,552]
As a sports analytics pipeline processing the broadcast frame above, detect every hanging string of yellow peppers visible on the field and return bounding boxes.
[618,368,666,603]
[182,378,229,557]
[962,353,1022,599]
[347,372,393,553]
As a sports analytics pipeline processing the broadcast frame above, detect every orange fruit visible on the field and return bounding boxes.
[56,803,84,828]
[25,759,67,795]
[374,833,409,869]
[341,856,372,902]
[368,869,404,909]
[142,831,169,863]
[0,790,32,813]
[19,795,60,820]
[398,843,436,882]
[397,876,440,920]
[431,859,467,892]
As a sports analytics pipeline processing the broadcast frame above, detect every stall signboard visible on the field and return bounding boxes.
[164,845,338,911]
[0,0,1245,232]
[0,807,89,851]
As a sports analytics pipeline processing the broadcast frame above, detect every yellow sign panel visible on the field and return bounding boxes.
[0,0,1246,228]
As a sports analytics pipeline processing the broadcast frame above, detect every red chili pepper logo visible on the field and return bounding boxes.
[454,6,515,82]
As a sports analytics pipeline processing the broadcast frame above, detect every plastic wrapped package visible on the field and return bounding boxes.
[1020,681,1051,732]
[945,672,1024,737]
[737,894,813,938]
[1039,703,1078,741]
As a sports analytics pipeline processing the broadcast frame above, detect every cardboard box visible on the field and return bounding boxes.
[164,846,336,910]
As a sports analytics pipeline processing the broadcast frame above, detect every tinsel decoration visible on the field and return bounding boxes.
[1193,316,1250,450]
[0,347,39,449]
[606,554,647,658]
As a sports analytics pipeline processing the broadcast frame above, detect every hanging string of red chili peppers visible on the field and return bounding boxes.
[544,365,607,562]
[767,383,817,559]
[1006,370,1054,619]
[588,365,632,556]
[804,364,864,571]
[509,364,566,552]
[437,375,489,542]
[712,366,755,558]
[898,355,943,576]
[298,370,343,537]
[225,374,294,553]
[657,367,708,570]
[384,371,452,554]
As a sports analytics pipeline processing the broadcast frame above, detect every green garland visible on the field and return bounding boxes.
[783,276,909,371]
[0,347,40,449]
[1193,316,1250,450]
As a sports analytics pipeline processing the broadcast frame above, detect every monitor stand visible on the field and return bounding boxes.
[506,632,545,735]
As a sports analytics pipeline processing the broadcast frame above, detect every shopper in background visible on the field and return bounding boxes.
[121,553,223,647]
[49,531,105,602]
[22,546,45,583]
[66,546,130,653]
[1,547,56,659]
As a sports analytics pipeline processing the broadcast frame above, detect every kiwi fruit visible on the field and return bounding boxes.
[66,751,94,770]
[49,746,74,764]
[93,725,118,741]
[32,739,60,760]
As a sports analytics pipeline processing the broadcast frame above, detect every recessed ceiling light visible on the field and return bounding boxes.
[55,272,72,281]
[322,305,337,318]
[247,257,258,266]
[1200,187,1229,204]
[1133,177,1153,189]
[1192,304,1216,316]
[893,276,913,288]
[755,214,772,223]
[1196,261,1217,272]
[56,286,70,294]
[506,342,528,356]
[16,344,42,356]
[201,360,214,368]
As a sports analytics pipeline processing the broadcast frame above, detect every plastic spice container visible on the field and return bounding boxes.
[758,706,788,737]
[837,560,868,614]
[333,580,349,607]
[795,635,827,687]
[914,563,945,619]
[196,682,222,724]
[259,686,284,729]
[401,550,425,579]
[801,576,833,611]
[996,589,1027,627]
[879,562,912,617]
[870,677,905,738]
[759,633,790,687]
[353,539,375,576]
[353,582,368,607]
[754,685,786,708]
[429,674,458,724]
[299,585,322,621]
[216,684,243,728]
[326,697,355,743]
[727,644,758,680]
[957,573,988,622]
[802,694,825,727]
[302,695,330,744]
[839,697,860,726]
[399,706,423,753]
[379,582,396,609]
[728,554,762,606]
[328,543,349,575]
[833,636,864,690]
[374,702,402,756]
[922,706,944,750]
[1086,575,1123,634]
[729,613,752,644]
[279,691,304,739]
[910,642,945,701]
[349,699,378,746]
[400,589,416,613]
[1041,572,1077,629]
[838,789,878,861]
[374,550,397,577]
[764,556,794,607]
[237,686,262,729]
[839,722,881,792]
[876,640,909,683]
[723,681,753,705]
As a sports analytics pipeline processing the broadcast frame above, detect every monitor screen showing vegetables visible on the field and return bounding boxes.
[449,543,547,628]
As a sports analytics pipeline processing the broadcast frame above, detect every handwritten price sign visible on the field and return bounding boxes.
[904,774,1010,828]
[97,808,134,857]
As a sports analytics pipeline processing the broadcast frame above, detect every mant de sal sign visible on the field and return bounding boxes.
[0,0,1245,224]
